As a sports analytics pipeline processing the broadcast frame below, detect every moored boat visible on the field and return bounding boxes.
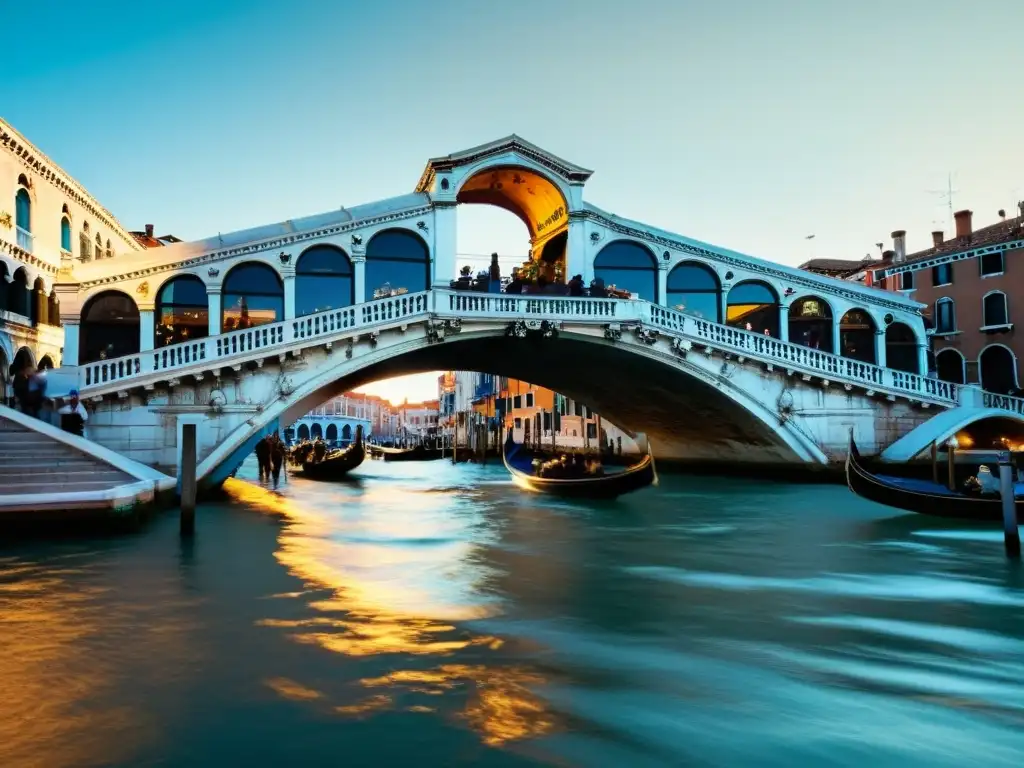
[373,444,445,462]
[502,429,657,499]
[295,425,366,480]
[845,435,1024,521]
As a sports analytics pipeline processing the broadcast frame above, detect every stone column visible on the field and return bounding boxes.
[432,203,457,287]
[567,215,589,284]
[53,281,83,366]
[139,304,155,352]
[918,343,930,376]
[282,266,296,320]
[207,287,222,336]
[777,304,790,342]
[61,320,80,366]
[657,261,669,306]
[832,317,842,356]
[352,255,366,303]
[875,329,887,368]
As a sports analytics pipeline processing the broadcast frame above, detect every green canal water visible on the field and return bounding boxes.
[2,458,1024,767]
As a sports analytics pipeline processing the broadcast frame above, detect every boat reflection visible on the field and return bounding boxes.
[226,477,556,748]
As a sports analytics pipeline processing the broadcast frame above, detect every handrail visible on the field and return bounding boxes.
[75,288,965,408]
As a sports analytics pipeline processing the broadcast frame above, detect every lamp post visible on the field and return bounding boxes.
[946,435,958,491]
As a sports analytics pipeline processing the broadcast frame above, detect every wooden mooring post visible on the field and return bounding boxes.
[180,423,197,536]
[998,452,1021,559]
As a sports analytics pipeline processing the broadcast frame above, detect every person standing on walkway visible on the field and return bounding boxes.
[57,390,88,436]
[254,435,271,482]
[270,434,286,488]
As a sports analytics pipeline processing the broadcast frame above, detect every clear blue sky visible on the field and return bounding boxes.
[7,0,1023,402]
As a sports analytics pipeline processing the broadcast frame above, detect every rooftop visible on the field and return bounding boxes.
[901,208,1024,267]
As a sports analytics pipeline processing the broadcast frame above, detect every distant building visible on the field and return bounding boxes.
[129,224,183,249]
[868,206,1024,393]
[798,257,881,282]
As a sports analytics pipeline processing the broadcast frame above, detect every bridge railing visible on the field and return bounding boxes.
[647,305,959,404]
[78,289,959,408]
[982,391,1024,415]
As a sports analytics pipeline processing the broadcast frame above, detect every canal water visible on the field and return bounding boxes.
[2,458,1024,767]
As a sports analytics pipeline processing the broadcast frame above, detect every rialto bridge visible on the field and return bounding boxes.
[41,136,1020,484]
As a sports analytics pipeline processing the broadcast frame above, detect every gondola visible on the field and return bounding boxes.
[502,428,657,499]
[297,426,366,480]
[373,444,445,462]
[845,435,1024,521]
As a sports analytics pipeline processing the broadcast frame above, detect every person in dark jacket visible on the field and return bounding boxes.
[254,436,271,481]
[270,434,286,487]
[568,274,585,296]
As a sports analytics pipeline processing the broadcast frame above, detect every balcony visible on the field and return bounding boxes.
[16,226,33,253]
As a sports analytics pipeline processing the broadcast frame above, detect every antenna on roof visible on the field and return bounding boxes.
[927,172,958,226]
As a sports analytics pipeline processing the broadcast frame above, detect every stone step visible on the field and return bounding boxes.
[0,480,127,495]
[0,468,130,483]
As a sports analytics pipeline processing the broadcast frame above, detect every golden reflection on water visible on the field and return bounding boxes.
[225,478,556,748]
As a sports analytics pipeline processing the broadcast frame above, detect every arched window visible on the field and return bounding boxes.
[311,423,323,440]
[95,233,103,258]
[0,261,8,313]
[296,245,353,316]
[47,290,60,327]
[15,188,31,251]
[666,261,721,321]
[935,348,966,384]
[221,262,283,332]
[79,291,140,364]
[788,296,833,352]
[156,275,209,347]
[10,346,34,377]
[60,217,72,252]
[979,345,1019,395]
[31,277,47,327]
[839,309,877,364]
[38,355,55,370]
[983,291,1009,328]
[727,281,780,336]
[325,424,338,444]
[934,298,956,334]
[341,423,353,443]
[365,229,430,296]
[7,268,29,318]
[885,322,919,374]
[297,424,311,441]
[106,239,113,260]
[593,241,658,302]
[80,230,92,261]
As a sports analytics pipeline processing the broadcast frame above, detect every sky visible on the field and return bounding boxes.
[6,0,1023,403]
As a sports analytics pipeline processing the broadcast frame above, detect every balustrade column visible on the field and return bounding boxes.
[207,287,222,336]
[875,329,887,368]
[352,255,366,303]
[777,304,789,343]
[139,303,155,352]
[283,270,296,320]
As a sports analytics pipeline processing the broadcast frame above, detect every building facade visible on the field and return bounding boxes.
[868,206,1024,393]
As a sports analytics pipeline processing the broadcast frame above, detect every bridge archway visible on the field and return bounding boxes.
[297,424,310,441]
[156,275,209,347]
[200,328,829,484]
[839,309,876,364]
[788,296,833,351]
[666,261,721,321]
[80,291,140,364]
[221,262,283,332]
[455,165,570,285]
[593,241,658,301]
[296,245,353,316]
[885,322,919,374]
[727,281,779,337]
[310,423,323,440]
[342,423,352,443]
[325,423,338,443]
[365,229,430,297]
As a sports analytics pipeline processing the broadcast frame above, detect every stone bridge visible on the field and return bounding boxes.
[42,134,1023,484]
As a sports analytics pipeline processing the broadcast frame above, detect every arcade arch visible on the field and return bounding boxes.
[156,275,209,347]
[365,229,430,297]
[666,261,721,321]
[221,262,283,332]
[788,296,833,352]
[296,245,354,315]
[593,240,658,301]
[80,291,140,364]
[727,281,779,337]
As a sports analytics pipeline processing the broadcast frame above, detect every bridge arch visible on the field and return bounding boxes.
[838,308,877,364]
[787,295,833,352]
[221,261,284,332]
[454,163,573,241]
[365,228,431,297]
[325,423,338,443]
[198,327,828,485]
[341,423,352,443]
[593,240,658,301]
[296,244,353,316]
[727,280,780,337]
[79,290,139,364]
[297,424,310,441]
[885,321,920,374]
[310,423,323,440]
[155,274,209,347]
[666,260,721,321]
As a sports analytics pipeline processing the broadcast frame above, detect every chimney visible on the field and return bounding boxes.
[932,230,944,248]
[882,249,895,262]
[954,209,973,239]
[145,224,154,238]
[1018,201,1024,219]
[891,230,907,263]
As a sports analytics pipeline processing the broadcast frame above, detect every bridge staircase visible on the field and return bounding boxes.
[0,405,175,521]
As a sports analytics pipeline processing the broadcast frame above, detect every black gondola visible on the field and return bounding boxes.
[502,428,657,499]
[298,426,366,480]
[373,445,445,462]
[846,435,1024,521]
